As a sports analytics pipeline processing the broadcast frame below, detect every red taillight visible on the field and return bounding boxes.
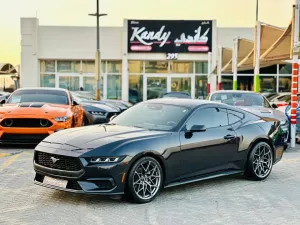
[276,103,288,107]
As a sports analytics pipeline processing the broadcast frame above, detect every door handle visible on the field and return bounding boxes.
[224,134,235,140]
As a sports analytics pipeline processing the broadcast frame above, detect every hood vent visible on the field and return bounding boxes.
[18,103,45,108]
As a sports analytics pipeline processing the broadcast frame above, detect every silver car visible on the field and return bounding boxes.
[207,90,289,149]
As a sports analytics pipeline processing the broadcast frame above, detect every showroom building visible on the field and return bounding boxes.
[20,18,292,103]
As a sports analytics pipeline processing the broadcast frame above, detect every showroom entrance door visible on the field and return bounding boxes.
[144,74,193,100]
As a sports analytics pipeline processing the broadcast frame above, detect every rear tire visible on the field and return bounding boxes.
[244,142,273,181]
[126,157,163,204]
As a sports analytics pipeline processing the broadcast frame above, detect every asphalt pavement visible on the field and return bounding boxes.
[1,146,300,225]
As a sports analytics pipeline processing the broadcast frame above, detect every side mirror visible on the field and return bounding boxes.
[189,125,206,132]
[271,103,278,108]
[0,99,6,105]
[72,100,79,106]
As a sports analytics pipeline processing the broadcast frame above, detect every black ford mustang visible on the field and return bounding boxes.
[33,99,284,203]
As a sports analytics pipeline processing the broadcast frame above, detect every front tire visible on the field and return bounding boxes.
[244,142,273,181]
[126,157,163,204]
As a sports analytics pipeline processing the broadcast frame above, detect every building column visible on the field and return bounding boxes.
[207,52,212,94]
[254,21,261,93]
[232,37,238,90]
[20,18,39,88]
[122,19,129,101]
[217,45,222,90]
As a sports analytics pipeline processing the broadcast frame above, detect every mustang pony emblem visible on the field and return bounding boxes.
[50,157,60,164]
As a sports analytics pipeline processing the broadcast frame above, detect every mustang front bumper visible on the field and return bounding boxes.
[33,145,131,195]
[0,116,72,144]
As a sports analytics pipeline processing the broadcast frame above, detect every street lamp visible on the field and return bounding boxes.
[88,0,107,100]
[256,0,259,21]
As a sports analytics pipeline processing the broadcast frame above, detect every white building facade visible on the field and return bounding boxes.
[20,18,291,103]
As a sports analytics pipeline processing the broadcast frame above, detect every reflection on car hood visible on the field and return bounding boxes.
[0,103,69,116]
[239,106,287,120]
[42,125,171,149]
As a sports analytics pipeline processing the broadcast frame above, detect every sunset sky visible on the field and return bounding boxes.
[0,0,294,66]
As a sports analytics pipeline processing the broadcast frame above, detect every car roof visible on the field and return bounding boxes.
[145,98,226,109]
[210,90,257,94]
[16,87,69,92]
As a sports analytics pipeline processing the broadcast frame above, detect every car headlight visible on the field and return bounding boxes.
[90,157,120,163]
[89,111,106,116]
[54,116,70,122]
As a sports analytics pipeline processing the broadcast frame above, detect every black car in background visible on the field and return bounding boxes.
[71,94,120,125]
[34,99,284,203]
[161,92,192,99]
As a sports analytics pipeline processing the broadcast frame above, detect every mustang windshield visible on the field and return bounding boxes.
[211,93,267,107]
[7,89,69,105]
[111,103,190,131]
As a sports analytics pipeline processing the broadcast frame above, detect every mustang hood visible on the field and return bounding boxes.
[239,106,287,121]
[0,103,69,116]
[41,125,171,150]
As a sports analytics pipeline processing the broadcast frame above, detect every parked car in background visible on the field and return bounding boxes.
[71,94,120,125]
[71,91,130,112]
[161,92,192,99]
[0,91,11,104]
[0,88,84,144]
[269,92,296,108]
[208,91,290,149]
[33,99,285,203]
[262,92,280,101]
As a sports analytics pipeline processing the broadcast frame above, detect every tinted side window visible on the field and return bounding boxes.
[228,110,244,125]
[186,107,228,130]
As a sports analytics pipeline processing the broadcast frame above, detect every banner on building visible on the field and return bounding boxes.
[127,20,213,53]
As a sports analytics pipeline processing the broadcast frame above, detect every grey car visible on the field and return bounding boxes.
[207,91,290,149]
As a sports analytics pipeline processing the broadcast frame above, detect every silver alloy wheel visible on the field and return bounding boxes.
[133,160,161,200]
[252,143,273,179]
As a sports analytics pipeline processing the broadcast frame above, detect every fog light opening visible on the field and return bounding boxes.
[40,119,49,127]
[4,119,13,127]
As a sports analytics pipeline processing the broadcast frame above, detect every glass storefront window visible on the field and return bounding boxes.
[82,61,105,73]
[279,77,291,92]
[260,76,276,92]
[107,75,122,99]
[195,76,208,99]
[145,61,168,73]
[171,77,191,94]
[40,60,55,73]
[170,62,193,74]
[128,61,143,73]
[57,61,80,73]
[279,64,292,74]
[59,76,80,91]
[147,77,167,99]
[195,62,208,74]
[40,74,55,87]
[237,76,253,91]
[107,61,122,73]
[129,75,143,104]
[222,76,233,90]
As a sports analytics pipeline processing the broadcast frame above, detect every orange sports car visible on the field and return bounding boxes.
[0,88,84,144]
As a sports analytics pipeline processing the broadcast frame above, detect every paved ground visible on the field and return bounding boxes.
[1,147,300,225]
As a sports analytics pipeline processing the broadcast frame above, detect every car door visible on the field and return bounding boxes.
[178,106,239,179]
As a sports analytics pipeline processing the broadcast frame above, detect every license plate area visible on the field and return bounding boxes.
[43,176,68,188]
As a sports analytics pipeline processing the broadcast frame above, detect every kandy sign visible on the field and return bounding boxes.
[128,20,213,53]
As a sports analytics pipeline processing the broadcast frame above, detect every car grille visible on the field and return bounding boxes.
[1,118,52,128]
[35,151,82,171]
[0,134,48,144]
